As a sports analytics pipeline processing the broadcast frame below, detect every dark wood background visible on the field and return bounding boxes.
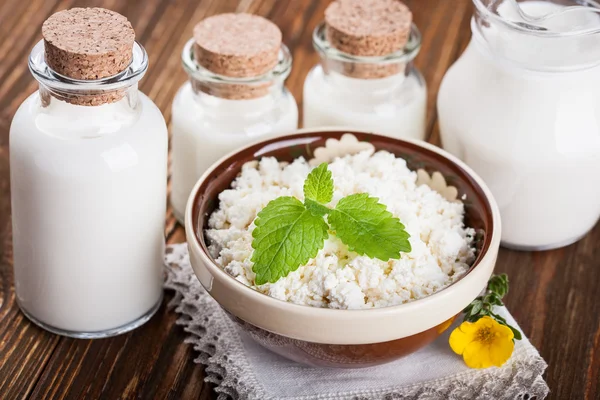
[0,0,598,399]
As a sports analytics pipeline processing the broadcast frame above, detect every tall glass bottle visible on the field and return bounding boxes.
[10,8,167,337]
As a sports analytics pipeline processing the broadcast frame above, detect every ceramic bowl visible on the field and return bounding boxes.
[185,129,501,368]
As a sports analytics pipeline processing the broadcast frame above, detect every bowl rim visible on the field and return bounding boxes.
[185,128,501,343]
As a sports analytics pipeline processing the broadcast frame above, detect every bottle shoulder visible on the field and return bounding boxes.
[10,91,168,176]
[11,91,167,141]
[138,91,168,129]
[171,81,298,135]
[304,64,426,114]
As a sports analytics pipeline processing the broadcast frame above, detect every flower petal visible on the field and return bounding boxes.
[449,322,476,355]
[489,337,515,367]
[457,320,480,334]
[463,341,493,369]
[495,323,515,341]
[478,316,497,328]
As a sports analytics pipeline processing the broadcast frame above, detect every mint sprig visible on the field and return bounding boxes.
[251,163,411,284]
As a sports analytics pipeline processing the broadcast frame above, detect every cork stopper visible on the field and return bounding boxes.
[324,0,412,78]
[192,13,282,99]
[42,8,136,105]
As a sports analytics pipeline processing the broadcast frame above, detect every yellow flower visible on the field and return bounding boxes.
[449,316,514,369]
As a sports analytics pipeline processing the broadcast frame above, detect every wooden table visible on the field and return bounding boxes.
[0,0,598,398]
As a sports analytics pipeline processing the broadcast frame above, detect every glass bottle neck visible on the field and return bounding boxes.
[319,65,412,95]
[181,38,292,103]
[35,83,142,139]
[188,80,286,113]
[27,39,148,138]
[29,39,148,106]
[312,22,421,81]
[38,81,140,108]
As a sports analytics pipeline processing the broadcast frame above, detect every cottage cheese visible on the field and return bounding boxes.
[206,150,476,309]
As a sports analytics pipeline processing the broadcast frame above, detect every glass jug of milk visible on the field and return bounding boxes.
[438,0,600,250]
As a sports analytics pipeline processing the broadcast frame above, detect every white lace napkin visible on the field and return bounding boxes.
[164,243,549,400]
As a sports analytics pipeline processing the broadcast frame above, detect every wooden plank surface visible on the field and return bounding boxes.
[0,1,597,399]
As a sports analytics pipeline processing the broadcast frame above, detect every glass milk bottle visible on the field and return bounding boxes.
[10,8,167,337]
[170,13,298,223]
[438,0,600,250]
[303,0,426,140]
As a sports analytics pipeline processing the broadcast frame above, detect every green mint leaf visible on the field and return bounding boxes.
[328,193,411,260]
[470,300,483,316]
[463,303,474,315]
[251,196,328,285]
[303,163,334,204]
[305,198,330,217]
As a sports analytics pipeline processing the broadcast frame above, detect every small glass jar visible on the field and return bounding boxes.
[438,0,600,250]
[170,40,298,224]
[10,40,167,337]
[303,23,427,140]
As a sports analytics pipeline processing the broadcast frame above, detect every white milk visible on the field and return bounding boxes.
[303,66,427,140]
[169,82,298,223]
[438,0,600,249]
[10,91,167,335]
